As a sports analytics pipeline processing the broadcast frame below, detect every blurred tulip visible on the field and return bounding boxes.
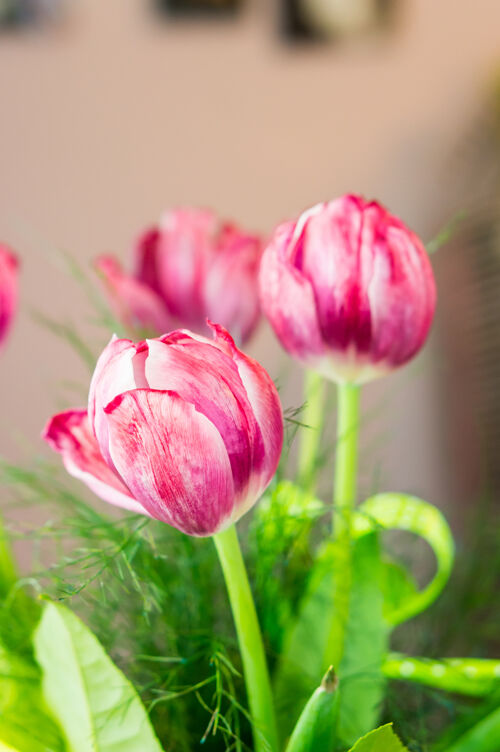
[0,245,19,352]
[260,195,436,384]
[97,208,263,343]
[44,324,283,536]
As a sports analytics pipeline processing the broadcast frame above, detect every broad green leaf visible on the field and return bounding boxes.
[348,723,409,751]
[443,707,500,752]
[34,602,164,752]
[0,517,17,596]
[0,713,66,752]
[273,541,336,740]
[0,651,66,752]
[434,690,500,751]
[0,742,20,752]
[383,653,500,697]
[352,493,454,625]
[336,534,388,745]
[274,534,388,746]
[0,515,40,656]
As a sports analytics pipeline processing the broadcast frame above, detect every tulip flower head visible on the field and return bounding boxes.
[44,324,283,536]
[260,195,436,384]
[0,245,19,352]
[97,208,263,344]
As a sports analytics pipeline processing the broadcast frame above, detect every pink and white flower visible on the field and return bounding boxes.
[0,245,19,352]
[97,208,263,344]
[259,195,436,384]
[43,324,283,536]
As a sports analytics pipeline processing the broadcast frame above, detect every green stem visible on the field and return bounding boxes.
[297,370,326,496]
[333,384,360,538]
[382,653,500,697]
[326,383,360,668]
[213,525,279,752]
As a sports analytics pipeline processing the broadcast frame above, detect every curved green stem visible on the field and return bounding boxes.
[383,653,500,697]
[297,370,326,496]
[213,524,279,752]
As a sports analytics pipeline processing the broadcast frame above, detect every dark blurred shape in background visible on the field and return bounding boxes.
[154,0,241,18]
[282,0,395,41]
[0,0,63,30]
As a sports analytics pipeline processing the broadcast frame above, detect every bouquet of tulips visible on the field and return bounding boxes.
[0,197,498,752]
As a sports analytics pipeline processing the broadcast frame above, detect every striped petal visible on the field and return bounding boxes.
[104,389,235,536]
[43,409,147,516]
[88,336,146,464]
[260,222,326,365]
[143,337,259,500]
[208,323,283,501]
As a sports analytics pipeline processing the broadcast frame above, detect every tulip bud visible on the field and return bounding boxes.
[260,195,436,384]
[0,245,19,352]
[97,208,263,344]
[43,324,283,537]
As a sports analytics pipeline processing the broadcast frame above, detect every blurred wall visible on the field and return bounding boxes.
[0,0,499,521]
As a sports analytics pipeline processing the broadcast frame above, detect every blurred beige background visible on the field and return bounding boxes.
[0,0,499,522]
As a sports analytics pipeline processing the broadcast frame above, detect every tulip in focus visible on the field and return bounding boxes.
[0,245,19,352]
[260,195,436,384]
[97,208,263,344]
[43,324,283,536]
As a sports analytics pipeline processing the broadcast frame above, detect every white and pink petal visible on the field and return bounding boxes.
[43,409,147,516]
[104,389,235,536]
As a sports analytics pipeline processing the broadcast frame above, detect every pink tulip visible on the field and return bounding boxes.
[0,245,19,352]
[97,208,263,343]
[43,324,283,536]
[260,195,436,384]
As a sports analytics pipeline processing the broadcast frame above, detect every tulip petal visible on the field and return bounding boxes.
[43,409,147,516]
[209,323,283,500]
[96,255,171,335]
[153,208,217,327]
[203,228,262,344]
[0,245,19,351]
[133,226,163,296]
[298,196,369,352]
[104,389,235,536]
[144,334,266,500]
[260,223,326,363]
[88,336,147,465]
[361,204,436,367]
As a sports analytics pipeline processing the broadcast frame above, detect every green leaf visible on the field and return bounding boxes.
[0,711,66,752]
[336,534,388,745]
[0,648,66,752]
[434,690,500,751]
[442,707,500,752]
[348,723,409,751]
[273,538,338,740]
[274,534,388,746]
[0,517,17,596]
[352,493,455,625]
[34,602,164,752]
